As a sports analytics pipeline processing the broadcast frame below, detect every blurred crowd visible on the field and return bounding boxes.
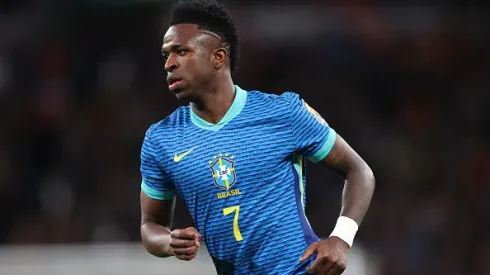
[0,1,489,275]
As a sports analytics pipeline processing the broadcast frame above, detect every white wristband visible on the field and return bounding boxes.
[329,216,359,247]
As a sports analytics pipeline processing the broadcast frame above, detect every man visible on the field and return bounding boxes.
[139,1,375,274]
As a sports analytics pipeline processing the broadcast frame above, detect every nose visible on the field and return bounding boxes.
[164,53,179,72]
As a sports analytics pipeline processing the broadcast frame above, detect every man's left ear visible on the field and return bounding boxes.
[213,48,227,69]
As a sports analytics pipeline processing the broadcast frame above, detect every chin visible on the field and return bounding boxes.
[172,88,194,102]
[174,93,191,102]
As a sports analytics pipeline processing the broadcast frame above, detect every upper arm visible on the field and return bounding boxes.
[284,93,370,177]
[140,125,177,226]
[287,93,336,162]
[140,191,175,228]
[320,133,369,179]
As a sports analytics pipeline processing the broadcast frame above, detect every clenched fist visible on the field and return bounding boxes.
[169,227,202,261]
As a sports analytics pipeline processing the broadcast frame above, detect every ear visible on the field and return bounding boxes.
[213,48,227,69]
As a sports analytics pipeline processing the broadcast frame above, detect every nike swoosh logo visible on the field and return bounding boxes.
[173,147,197,162]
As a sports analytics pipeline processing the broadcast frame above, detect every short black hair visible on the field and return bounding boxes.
[169,0,239,72]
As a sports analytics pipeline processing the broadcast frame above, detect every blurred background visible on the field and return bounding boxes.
[0,0,489,274]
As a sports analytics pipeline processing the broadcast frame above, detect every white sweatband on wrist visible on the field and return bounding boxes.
[329,216,359,247]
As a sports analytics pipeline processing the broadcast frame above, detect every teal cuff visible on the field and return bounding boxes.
[308,129,337,163]
[141,181,175,200]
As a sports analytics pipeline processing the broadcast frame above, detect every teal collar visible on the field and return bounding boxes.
[190,85,247,131]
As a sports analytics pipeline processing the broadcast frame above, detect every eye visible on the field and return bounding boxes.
[162,52,169,60]
[177,50,188,56]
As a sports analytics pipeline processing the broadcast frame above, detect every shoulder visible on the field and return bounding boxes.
[145,106,190,141]
[243,87,302,110]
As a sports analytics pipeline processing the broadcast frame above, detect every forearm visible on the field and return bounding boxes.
[141,222,174,257]
[339,164,375,226]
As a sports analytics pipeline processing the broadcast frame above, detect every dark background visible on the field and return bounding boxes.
[0,1,489,274]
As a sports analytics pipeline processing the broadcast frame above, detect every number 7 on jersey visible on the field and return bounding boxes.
[223,205,243,241]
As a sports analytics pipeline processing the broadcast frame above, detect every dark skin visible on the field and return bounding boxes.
[140,23,375,274]
[299,134,375,275]
[140,193,201,260]
[162,23,235,123]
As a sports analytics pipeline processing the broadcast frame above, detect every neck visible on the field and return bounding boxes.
[191,74,235,125]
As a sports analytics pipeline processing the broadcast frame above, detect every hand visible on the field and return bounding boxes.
[299,236,350,275]
[169,227,202,261]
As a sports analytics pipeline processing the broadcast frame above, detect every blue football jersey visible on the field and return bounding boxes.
[140,85,337,275]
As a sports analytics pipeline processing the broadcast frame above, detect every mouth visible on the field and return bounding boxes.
[167,76,183,91]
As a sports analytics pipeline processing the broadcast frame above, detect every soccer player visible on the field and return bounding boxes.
[139,1,375,274]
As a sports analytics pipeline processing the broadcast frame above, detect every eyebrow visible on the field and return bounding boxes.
[161,43,183,53]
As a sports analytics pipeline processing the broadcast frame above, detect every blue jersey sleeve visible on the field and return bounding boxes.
[287,93,337,163]
[140,126,176,200]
